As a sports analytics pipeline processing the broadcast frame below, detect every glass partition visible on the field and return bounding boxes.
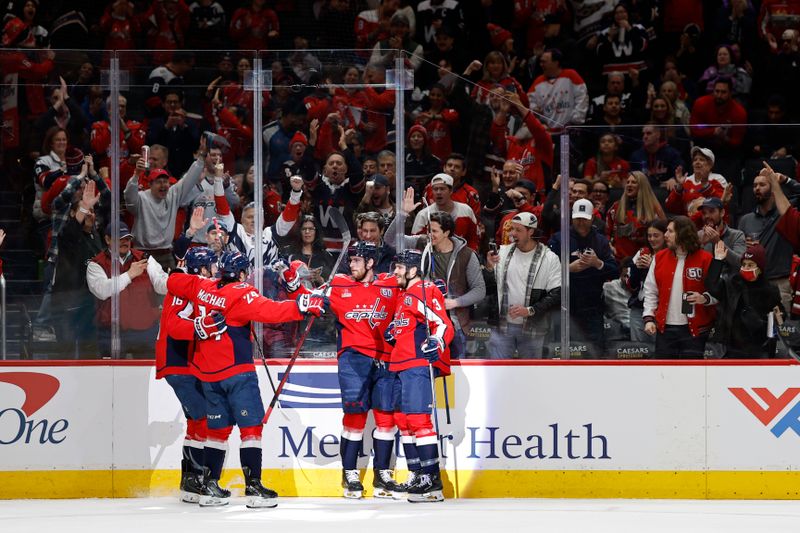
[111,49,259,359]
[0,48,113,360]
[2,47,798,362]
[565,122,800,360]
[254,49,404,358]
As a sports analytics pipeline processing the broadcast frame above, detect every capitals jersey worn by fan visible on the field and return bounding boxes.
[167,273,304,381]
[390,280,453,376]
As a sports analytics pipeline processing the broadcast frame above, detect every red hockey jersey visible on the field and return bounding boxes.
[389,280,453,376]
[155,291,196,379]
[167,273,304,382]
[297,273,400,361]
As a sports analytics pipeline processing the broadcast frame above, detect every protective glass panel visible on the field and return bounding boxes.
[111,49,259,359]
[0,48,112,360]
[255,49,402,358]
[566,120,800,360]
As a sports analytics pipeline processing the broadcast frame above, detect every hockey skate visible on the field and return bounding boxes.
[179,471,204,504]
[407,471,444,503]
[179,459,203,504]
[401,470,420,491]
[242,467,278,509]
[372,469,406,499]
[198,468,231,507]
[342,469,364,499]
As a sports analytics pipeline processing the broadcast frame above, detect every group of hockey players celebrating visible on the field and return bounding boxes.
[157,222,453,507]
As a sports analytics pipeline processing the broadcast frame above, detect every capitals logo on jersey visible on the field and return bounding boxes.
[343,298,389,329]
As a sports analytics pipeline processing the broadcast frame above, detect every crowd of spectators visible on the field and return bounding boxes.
[2,0,800,359]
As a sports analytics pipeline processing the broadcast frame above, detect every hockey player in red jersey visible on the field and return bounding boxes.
[167,250,324,508]
[280,241,409,499]
[155,246,217,504]
[386,249,453,503]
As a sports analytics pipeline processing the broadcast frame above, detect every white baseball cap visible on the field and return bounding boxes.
[511,211,538,229]
[691,146,715,165]
[430,173,454,188]
[572,198,594,220]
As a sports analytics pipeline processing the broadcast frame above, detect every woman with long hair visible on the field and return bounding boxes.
[606,171,665,261]
[698,44,752,100]
[471,50,529,109]
[647,95,690,151]
[282,214,336,286]
[33,127,69,222]
[658,81,690,126]
[583,133,629,190]
[626,219,669,343]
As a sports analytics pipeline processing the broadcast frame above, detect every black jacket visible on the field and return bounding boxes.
[706,258,782,355]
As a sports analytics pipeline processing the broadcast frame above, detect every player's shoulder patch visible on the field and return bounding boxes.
[373,273,400,288]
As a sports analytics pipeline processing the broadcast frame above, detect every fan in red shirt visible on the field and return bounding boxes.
[229,0,280,50]
[424,154,481,219]
[689,78,747,149]
[415,84,459,162]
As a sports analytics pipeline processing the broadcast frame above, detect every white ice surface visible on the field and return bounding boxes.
[1,498,799,533]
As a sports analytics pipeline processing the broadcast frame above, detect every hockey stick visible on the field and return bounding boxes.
[262,207,351,425]
[252,324,281,411]
[420,198,444,452]
[773,310,800,362]
[421,202,453,425]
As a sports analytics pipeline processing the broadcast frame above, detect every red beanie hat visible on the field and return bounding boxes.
[408,124,428,141]
[290,131,308,147]
[65,147,84,174]
[743,244,766,272]
[487,23,512,50]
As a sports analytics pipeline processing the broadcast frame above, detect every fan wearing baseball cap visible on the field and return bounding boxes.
[484,211,562,359]
[549,199,619,354]
[125,138,208,270]
[411,173,480,251]
[665,146,729,218]
[707,241,782,358]
[86,220,169,358]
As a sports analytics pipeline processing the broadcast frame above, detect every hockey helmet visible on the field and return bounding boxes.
[219,250,250,280]
[184,246,217,275]
[392,249,422,271]
[347,241,379,262]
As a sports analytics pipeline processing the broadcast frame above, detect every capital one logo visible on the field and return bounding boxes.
[729,387,800,437]
[0,372,69,445]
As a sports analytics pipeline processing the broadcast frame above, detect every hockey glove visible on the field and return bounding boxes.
[194,311,227,340]
[420,336,443,363]
[277,260,306,292]
[383,320,396,345]
[296,291,326,317]
[433,278,448,296]
[268,257,289,273]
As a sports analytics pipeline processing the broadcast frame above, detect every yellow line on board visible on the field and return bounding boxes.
[2,470,799,500]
